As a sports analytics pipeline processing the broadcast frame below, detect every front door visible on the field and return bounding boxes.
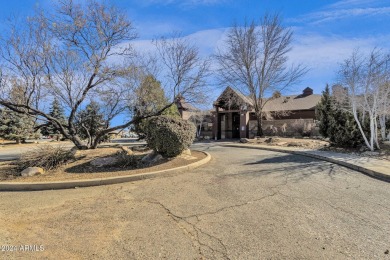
[232,113,240,138]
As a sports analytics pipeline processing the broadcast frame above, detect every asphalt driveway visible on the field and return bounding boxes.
[1,143,389,259]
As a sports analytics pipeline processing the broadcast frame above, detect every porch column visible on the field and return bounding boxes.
[212,106,219,140]
[240,111,249,138]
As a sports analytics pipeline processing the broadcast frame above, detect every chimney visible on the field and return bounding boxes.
[302,87,313,96]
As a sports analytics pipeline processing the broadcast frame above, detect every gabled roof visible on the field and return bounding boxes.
[215,86,321,112]
[262,94,321,112]
[215,86,253,107]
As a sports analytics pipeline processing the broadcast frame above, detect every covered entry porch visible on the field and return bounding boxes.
[212,87,252,140]
[213,109,250,140]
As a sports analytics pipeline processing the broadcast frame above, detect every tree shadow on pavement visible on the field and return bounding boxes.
[240,153,343,183]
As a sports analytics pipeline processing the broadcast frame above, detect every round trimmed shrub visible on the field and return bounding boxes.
[144,115,196,157]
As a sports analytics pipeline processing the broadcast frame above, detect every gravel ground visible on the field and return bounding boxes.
[244,137,390,161]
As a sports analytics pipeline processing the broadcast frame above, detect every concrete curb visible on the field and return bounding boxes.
[0,151,211,192]
[223,144,390,183]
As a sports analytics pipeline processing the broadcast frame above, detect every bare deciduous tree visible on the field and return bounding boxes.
[0,1,187,149]
[215,14,307,136]
[0,0,138,148]
[154,34,211,105]
[338,49,390,151]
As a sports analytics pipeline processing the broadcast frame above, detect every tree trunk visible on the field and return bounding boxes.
[197,124,202,138]
[379,115,387,140]
[69,135,88,150]
[374,116,380,150]
[370,116,375,151]
[352,107,373,151]
[91,136,100,149]
[256,114,264,137]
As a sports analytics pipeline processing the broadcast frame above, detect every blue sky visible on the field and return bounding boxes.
[1,0,390,99]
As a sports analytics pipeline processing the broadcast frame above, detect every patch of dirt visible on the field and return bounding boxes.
[0,147,207,182]
[0,140,67,149]
[244,137,329,149]
[241,137,390,161]
[320,143,390,161]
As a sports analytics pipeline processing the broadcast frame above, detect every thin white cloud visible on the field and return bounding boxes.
[299,7,390,24]
[328,0,381,9]
[287,31,390,91]
[290,0,390,24]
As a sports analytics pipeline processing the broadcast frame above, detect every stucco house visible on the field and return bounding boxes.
[211,86,322,139]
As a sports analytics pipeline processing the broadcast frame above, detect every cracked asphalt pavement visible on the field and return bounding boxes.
[1,143,389,259]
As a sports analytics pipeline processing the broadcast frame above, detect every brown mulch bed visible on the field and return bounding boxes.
[0,147,207,183]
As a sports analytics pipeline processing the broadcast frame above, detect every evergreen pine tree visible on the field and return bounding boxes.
[41,99,67,139]
[0,109,35,143]
[75,101,106,146]
[133,75,176,138]
[135,75,168,116]
[328,107,362,147]
[316,84,333,138]
[316,84,363,147]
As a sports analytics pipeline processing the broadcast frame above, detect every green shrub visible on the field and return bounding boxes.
[15,145,74,171]
[144,116,196,157]
[328,108,362,147]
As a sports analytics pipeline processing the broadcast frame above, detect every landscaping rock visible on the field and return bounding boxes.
[141,152,164,164]
[178,149,196,160]
[240,138,250,143]
[181,149,191,156]
[265,137,280,143]
[141,152,156,163]
[21,167,45,177]
[150,154,164,164]
[90,156,118,167]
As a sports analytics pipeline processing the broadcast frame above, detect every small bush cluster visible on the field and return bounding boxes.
[15,145,74,171]
[144,115,196,157]
[291,119,313,137]
[261,119,316,137]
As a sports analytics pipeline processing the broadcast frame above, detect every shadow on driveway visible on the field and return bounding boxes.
[239,153,343,183]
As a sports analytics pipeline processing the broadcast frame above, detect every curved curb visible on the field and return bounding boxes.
[223,144,390,183]
[0,151,211,192]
